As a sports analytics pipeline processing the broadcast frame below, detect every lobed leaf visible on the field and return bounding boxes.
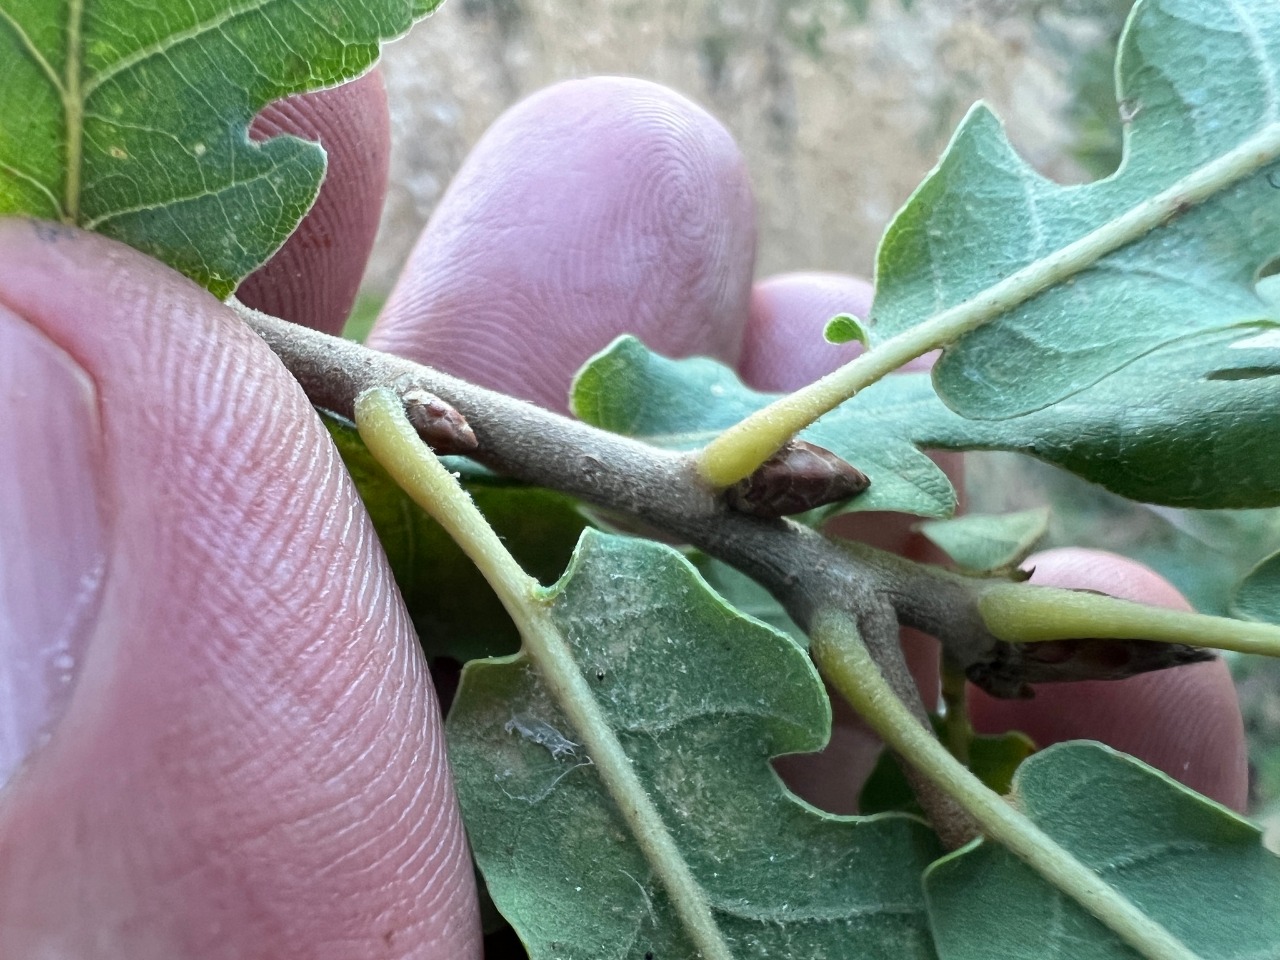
[448,530,943,959]
[583,330,1280,514]
[0,0,436,296]
[925,742,1280,959]
[931,328,1280,509]
[576,335,1280,515]
[871,0,1280,420]
[688,553,806,645]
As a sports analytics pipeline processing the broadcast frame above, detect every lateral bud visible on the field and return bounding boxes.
[965,638,1214,700]
[402,388,478,455]
[725,440,870,519]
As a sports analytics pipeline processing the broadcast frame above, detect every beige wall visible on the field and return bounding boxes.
[367,0,1106,294]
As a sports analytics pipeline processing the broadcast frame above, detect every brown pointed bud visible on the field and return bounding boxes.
[724,439,870,518]
[402,388,478,455]
[965,638,1214,699]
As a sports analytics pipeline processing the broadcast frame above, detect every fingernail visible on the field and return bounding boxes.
[0,305,106,788]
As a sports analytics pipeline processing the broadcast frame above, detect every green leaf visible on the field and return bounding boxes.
[572,336,960,519]
[859,722,1036,817]
[924,741,1280,959]
[448,530,944,959]
[916,508,1050,573]
[823,312,869,346]
[1232,550,1280,625]
[324,414,586,662]
[0,0,436,297]
[926,327,1280,509]
[870,0,1280,420]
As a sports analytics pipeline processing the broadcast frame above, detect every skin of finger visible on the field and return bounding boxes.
[235,70,391,337]
[968,548,1248,811]
[368,76,757,413]
[0,222,481,959]
[747,272,956,811]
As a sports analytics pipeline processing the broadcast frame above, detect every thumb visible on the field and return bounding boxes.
[0,221,480,958]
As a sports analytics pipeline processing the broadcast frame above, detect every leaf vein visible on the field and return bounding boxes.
[1225,0,1280,124]
[82,0,280,97]
[1099,839,1214,874]
[0,160,62,216]
[81,163,284,230]
[0,4,65,97]
[714,898,924,924]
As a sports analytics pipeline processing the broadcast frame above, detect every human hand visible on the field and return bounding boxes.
[0,72,1246,960]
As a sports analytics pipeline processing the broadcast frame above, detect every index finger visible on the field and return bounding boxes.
[368,77,757,413]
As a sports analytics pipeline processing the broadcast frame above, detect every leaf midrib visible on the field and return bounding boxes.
[1,0,284,224]
[64,0,83,221]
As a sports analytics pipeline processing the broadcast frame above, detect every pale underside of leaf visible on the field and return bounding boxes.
[869,0,1280,421]
[924,742,1280,959]
[572,336,959,519]
[575,335,1280,516]
[448,531,944,959]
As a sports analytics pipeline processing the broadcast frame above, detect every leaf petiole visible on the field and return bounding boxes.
[939,659,972,766]
[809,609,1200,960]
[354,387,737,960]
[978,582,1280,659]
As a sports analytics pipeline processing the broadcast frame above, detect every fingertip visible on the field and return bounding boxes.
[237,70,391,335]
[370,76,757,412]
[969,548,1248,810]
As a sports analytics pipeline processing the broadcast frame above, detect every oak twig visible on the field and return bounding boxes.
[238,305,983,673]
[236,301,1241,842]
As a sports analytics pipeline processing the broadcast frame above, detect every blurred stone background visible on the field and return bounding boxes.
[363,0,1128,296]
